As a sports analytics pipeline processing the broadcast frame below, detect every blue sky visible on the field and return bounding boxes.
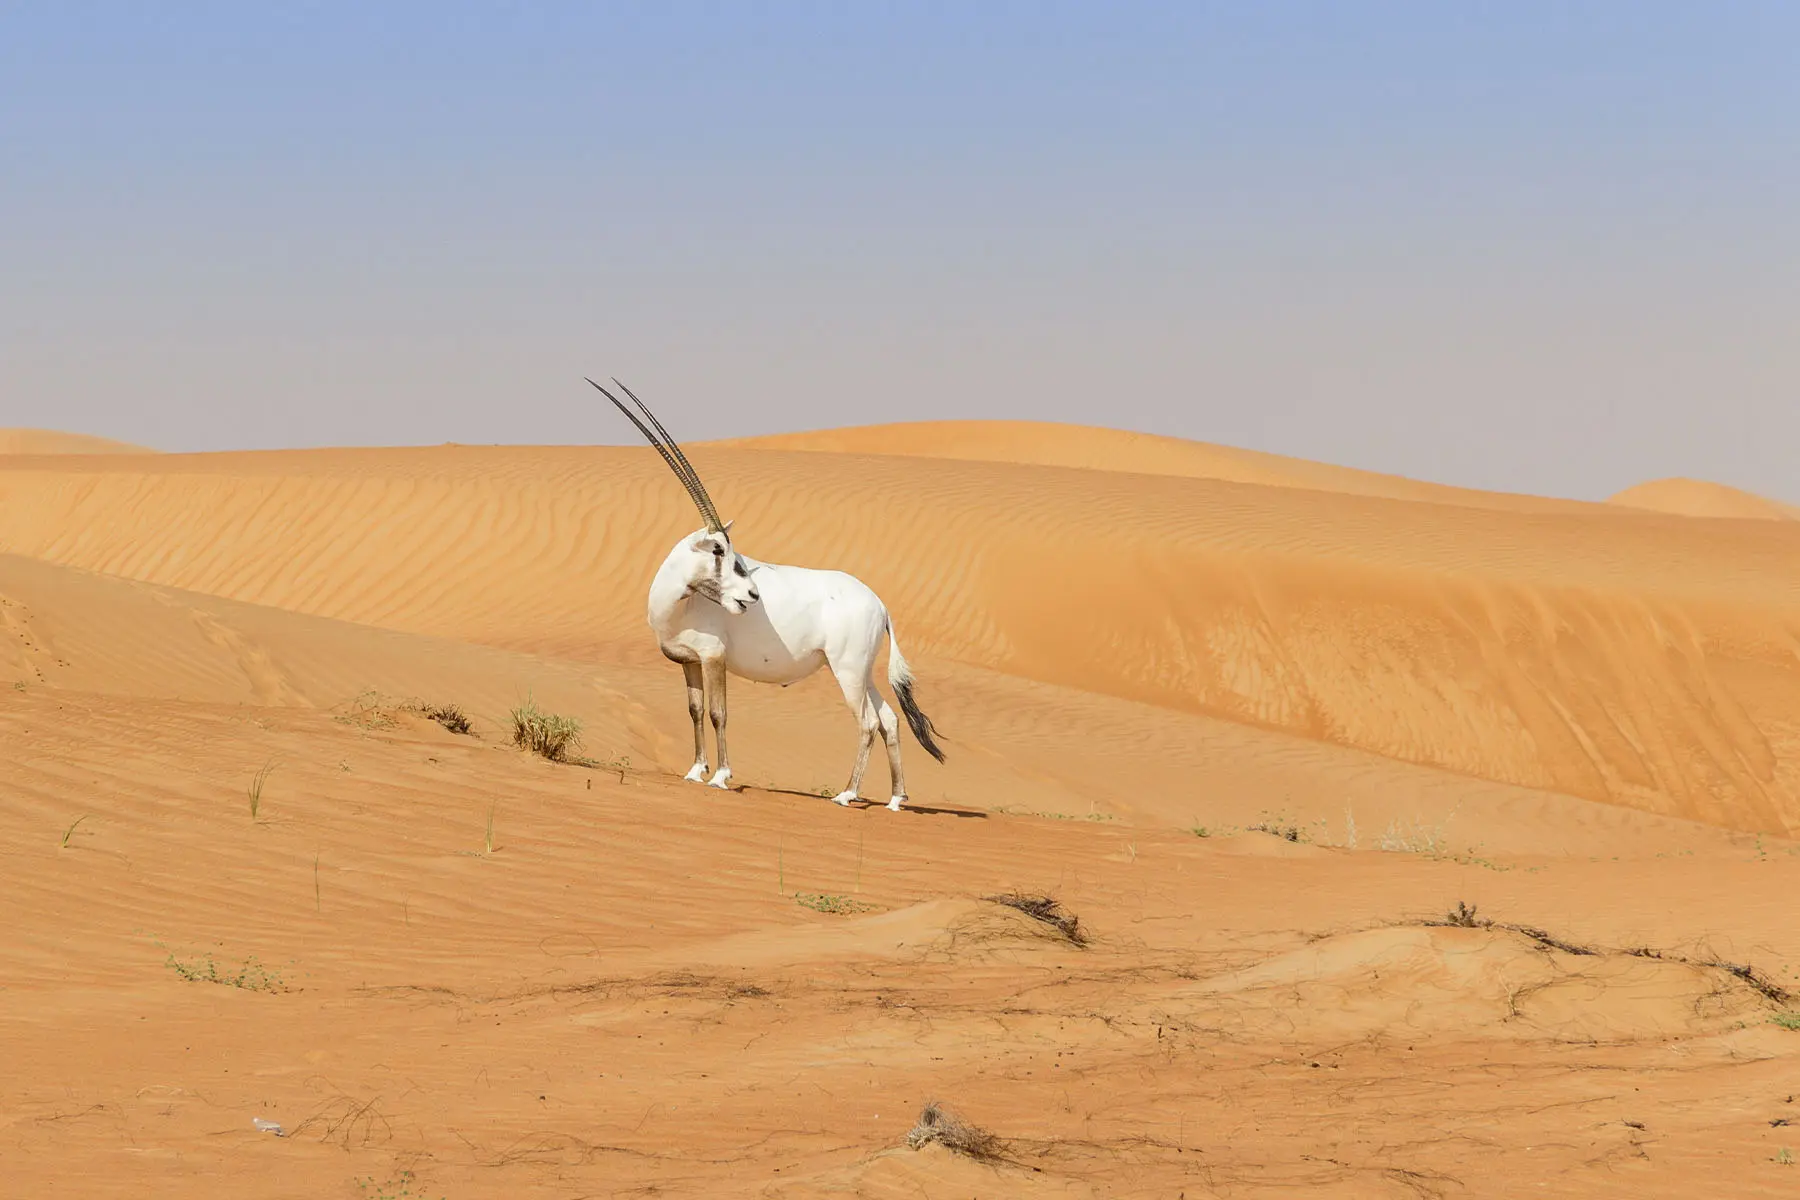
[3,3,1795,499]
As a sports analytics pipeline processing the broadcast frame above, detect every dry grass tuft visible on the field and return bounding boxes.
[905,1101,1005,1161]
[408,701,474,736]
[247,760,276,822]
[1443,900,1483,928]
[509,698,583,761]
[333,689,400,731]
[983,892,1087,946]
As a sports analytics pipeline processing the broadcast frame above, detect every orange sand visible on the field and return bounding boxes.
[3,421,1798,1197]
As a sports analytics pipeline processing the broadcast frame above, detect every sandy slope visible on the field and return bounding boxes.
[4,422,1800,1198]
[4,675,1798,1198]
[1610,477,1800,521]
[0,427,155,455]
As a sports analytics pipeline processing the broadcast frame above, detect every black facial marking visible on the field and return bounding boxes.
[733,560,748,577]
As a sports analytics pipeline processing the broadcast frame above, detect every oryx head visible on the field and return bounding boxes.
[589,377,761,614]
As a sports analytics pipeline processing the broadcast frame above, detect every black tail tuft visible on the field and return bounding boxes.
[893,679,947,763]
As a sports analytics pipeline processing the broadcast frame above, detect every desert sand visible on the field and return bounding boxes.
[3,422,1799,1198]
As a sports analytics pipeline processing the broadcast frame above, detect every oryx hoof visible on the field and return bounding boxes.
[706,769,733,790]
[832,790,858,807]
[684,764,709,783]
[887,796,906,812]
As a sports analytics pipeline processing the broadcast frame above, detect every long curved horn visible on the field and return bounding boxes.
[586,378,725,532]
[610,379,724,531]
[613,378,726,533]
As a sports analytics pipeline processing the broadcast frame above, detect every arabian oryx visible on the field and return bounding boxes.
[590,379,946,810]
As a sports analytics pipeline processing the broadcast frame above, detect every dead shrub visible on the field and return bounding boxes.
[983,892,1087,946]
[1427,904,1794,1001]
[905,1101,1004,1161]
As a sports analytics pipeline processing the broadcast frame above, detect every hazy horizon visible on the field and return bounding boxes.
[4,4,1795,502]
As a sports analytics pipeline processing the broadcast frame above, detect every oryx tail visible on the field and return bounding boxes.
[886,619,946,763]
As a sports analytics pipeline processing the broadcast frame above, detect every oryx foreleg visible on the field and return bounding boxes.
[703,656,733,789]
[680,660,708,783]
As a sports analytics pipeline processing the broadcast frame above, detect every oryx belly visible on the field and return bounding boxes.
[720,560,885,685]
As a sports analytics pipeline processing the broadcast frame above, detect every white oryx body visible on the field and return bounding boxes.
[593,378,945,810]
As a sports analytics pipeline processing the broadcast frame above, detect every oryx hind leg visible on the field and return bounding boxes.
[877,697,906,810]
[830,667,881,807]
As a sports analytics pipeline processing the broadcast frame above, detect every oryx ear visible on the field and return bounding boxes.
[721,519,734,536]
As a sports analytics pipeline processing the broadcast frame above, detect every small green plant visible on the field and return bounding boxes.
[795,892,876,915]
[1772,1013,1800,1032]
[355,1169,443,1200]
[60,814,89,848]
[247,760,276,821]
[1190,824,1211,838]
[165,951,286,992]
[509,697,582,761]
[1776,1147,1793,1166]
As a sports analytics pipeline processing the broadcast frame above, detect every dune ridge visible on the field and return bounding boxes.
[0,427,156,455]
[1609,476,1800,521]
[713,418,1599,513]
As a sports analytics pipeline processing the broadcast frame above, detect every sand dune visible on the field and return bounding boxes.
[1610,476,1800,521]
[3,436,1799,832]
[717,418,1597,513]
[0,427,155,455]
[0,545,1756,862]
[5,422,1800,1197]
[1166,923,1773,1041]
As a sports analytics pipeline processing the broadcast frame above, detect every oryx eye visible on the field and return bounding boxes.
[711,545,725,557]
[733,560,747,577]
